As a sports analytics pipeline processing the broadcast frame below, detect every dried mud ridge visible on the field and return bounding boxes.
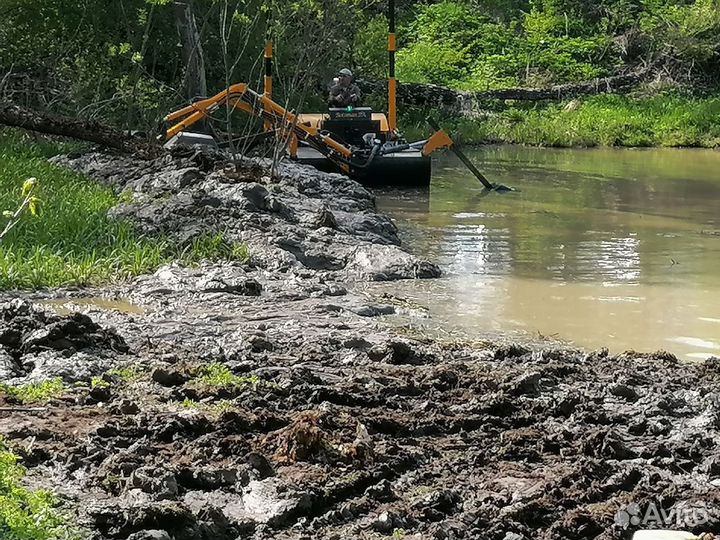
[1,149,719,540]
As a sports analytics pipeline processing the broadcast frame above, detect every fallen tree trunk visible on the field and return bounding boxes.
[0,101,160,156]
[362,66,653,111]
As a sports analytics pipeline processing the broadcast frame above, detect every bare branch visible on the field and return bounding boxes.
[0,65,14,96]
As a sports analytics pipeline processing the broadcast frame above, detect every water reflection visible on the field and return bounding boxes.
[375,146,720,360]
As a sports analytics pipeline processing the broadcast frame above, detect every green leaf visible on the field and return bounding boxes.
[28,197,41,217]
[2,211,13,219]
[233,11,252,26]
[21,177,37,197]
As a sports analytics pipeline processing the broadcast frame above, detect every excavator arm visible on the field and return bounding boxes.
[163,84,354,172]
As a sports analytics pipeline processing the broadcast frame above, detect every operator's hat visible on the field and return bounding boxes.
[338,68,353,77]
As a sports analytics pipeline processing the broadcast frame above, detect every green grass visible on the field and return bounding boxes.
[180,398,239,415]
[0,438,71,539]
[402,94,720,148]
[89,377,110,390]
[0,129,250,290]
[0,379,65,404]
[105,366,142,381]
[89,366,143,390]
[192,363,259,390]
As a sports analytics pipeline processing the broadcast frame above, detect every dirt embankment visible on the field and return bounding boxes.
[2,149,720,540]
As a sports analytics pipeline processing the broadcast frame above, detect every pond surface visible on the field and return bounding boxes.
[375,146,720,360]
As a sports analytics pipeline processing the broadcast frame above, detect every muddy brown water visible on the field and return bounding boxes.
[375,146,720,361]
[42,297,146,315]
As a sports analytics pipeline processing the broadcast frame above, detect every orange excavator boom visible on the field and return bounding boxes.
[163,84,354,172]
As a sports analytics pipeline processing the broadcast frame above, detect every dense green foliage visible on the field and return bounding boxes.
[0,0,719,144]
[0,439,70,539]
[404,93,720,147]
[392,0,720,89]
[0,0,382,128]
[396,1,614,88]
[0,129,249,289]
[3,1,719,118]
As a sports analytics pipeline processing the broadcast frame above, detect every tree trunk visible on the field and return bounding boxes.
[0,101,159,156]
[360,66,654,113]
[174,0,208,101]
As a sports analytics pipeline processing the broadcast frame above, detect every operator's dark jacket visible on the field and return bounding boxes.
[328,82,362,107]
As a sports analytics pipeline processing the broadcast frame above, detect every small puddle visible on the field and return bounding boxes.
[43,297,145,316]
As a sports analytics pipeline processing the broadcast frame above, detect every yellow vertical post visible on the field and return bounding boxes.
[263,2,274,132]
[264,41,273,99]
[263,39,273,131]
[388,34,397,133]
[388,0,397,133]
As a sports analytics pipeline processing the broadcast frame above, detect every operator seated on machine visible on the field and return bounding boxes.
[328,68,362,108]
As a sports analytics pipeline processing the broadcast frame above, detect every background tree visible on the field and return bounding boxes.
[0,0,718,135]
[174,0,208,100]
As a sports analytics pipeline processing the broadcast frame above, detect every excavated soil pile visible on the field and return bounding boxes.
[51,148,440,282]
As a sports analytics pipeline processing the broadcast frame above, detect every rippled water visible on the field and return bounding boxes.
[375,146,720,360]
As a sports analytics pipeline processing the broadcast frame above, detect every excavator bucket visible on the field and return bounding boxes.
[356,153,431,187]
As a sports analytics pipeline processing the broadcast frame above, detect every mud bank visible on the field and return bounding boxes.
[2,149,720,540]
[51,147,439,282]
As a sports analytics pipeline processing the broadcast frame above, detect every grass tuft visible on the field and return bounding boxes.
[180,398,238,415]
[182,233,251,265]
[0,379,65,404]
[193,363,259,390]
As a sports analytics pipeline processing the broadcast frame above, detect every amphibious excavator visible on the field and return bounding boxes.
[163,0,508,191]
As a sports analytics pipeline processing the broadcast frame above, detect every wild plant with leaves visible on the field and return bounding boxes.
[0,177,40,244]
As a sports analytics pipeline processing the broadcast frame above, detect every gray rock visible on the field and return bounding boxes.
[151,367,188,387]
[197,276,262,296]
[117,399,140,415]
[345,245,441,281]
[176,467,242,490]
[609,383,640,401]
[310,206,337,229]
[348,304,396,317]
[364,479,395,501]
[126,530,172,540]
[58,150,441,283]
[241,478,312,526]
[509,370,542,395]
[18,350,114,384]
[334,210,400,245]
[127,467,179,500]
[371,511,397,533]
[0,346,19,380]
[128,167,203,195]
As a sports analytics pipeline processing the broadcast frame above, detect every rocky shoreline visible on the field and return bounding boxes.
[1,148,720,540]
